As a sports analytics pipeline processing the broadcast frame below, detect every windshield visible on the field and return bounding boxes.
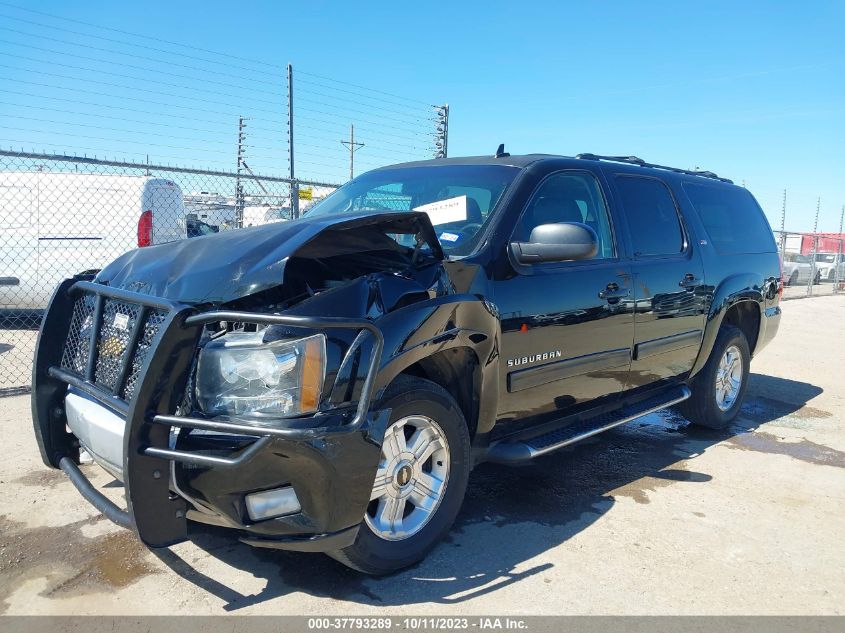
[304,165,520,255]
[816,253,838,263]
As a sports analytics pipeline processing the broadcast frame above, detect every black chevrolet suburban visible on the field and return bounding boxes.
[32,151,782,574]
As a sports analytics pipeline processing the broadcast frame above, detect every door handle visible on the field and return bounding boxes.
[599,282,630,301]
[679,273,701,288]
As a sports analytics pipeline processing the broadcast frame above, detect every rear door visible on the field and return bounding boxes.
[494,169,634,422]
[148,181,186,244]
[611,174,706,388]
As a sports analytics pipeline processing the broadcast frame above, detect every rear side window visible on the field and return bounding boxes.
[614,176,684,257]
[683,183,776,254]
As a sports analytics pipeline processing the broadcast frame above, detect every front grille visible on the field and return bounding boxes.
[60,295,95,374]
[60,294,167,401]
[123,309,166,401]
[95,300,143,390]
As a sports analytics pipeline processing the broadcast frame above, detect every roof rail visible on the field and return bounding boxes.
[575,153,733,184]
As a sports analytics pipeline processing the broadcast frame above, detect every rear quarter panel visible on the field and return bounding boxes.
[670,180,781,374]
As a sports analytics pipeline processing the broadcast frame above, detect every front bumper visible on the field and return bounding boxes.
[32,278,387,551]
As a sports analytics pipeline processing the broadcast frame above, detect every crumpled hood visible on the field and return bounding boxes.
[96,211,444,304]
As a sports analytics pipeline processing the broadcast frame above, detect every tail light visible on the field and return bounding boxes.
[137,210,152,247]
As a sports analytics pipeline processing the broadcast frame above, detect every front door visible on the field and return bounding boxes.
[494,170,635,424]
[610,174,706,389]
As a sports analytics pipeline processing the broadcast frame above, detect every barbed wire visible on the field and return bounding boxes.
[0,1,442,182]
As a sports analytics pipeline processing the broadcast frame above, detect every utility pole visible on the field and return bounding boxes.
[341,124,364,181]
[235,115,247,228]
[287,63,298,219]
[434,104,449,158]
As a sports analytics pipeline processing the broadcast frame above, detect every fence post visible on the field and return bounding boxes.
[836,205,845,294]
[235,115,246,229]
[434,104,449,158]
[778,190,787,288]
[287,63,299,220]
[806,198,820,297]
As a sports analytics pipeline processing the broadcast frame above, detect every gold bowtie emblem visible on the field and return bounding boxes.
[100,337,126,358]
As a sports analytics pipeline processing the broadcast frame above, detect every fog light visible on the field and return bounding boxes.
[245,486,301,521]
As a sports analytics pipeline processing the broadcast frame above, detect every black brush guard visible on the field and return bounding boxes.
[32,278,384,547]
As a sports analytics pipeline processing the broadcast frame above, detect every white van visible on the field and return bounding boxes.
[0,172,186,310]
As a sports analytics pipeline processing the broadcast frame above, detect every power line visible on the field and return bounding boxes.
[294,93,435,128]
[296,105,432,138]
[296,136,431,159]
[295,114,435,145]
[0,100,236,137]
[0,86,282,132]
[297,68,435,108]
[0,1,287,70]
[295,76,436,116]
[2,51,285,108]
[0,64,285,117]
[0,7,284,77]
[0,75,266,121]
[296,83,436,122]
[0,35,285,96]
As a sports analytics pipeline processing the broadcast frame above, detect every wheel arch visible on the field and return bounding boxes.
[373,297,500,440]
[690,273,764,378]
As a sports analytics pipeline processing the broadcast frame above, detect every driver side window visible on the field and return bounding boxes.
[514,172,614,259]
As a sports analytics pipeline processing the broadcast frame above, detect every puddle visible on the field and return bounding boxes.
[608,462,712,504]
[12,470,68,489]
[0,514,157,613]
[739,396,832,427]
[725,432,845,468]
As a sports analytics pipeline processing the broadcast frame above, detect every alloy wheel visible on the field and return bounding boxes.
[715,344,743,411]
[365,415,450,541]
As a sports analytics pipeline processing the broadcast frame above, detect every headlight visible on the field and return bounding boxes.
[195,332,326,417]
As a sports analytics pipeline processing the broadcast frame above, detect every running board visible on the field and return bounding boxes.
[486,385,691,463]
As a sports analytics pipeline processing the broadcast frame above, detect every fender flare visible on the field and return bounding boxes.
[689,273,764,377]
[373,295,501,436]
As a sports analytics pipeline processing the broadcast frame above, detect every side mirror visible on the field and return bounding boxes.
[511,222,598,264]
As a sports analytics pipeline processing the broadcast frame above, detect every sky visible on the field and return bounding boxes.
[0,0,843,232]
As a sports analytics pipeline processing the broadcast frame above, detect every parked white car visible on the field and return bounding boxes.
[782,252,820,286]
[0,172,186,310]
[814,252,845,282]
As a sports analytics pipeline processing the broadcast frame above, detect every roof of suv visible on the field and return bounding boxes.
[378,152,733,184]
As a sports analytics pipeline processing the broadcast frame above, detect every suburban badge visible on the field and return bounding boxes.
[507,350,562,368]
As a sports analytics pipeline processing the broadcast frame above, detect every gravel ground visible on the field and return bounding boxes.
[0,295,843,615]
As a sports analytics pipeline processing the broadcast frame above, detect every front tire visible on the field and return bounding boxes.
[679,325,750,430]
[327,375,471,575]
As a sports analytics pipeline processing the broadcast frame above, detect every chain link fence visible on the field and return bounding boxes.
[776,230,845,301]
[0,150,338,394]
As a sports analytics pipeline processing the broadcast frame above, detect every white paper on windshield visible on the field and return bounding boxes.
[413,195,467,226]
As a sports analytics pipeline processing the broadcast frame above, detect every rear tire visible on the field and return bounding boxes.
[327,375,471,575]
[679,325,750,430]
[788,271,798,286]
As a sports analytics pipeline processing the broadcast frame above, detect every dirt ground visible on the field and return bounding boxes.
[0,296,843,615]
